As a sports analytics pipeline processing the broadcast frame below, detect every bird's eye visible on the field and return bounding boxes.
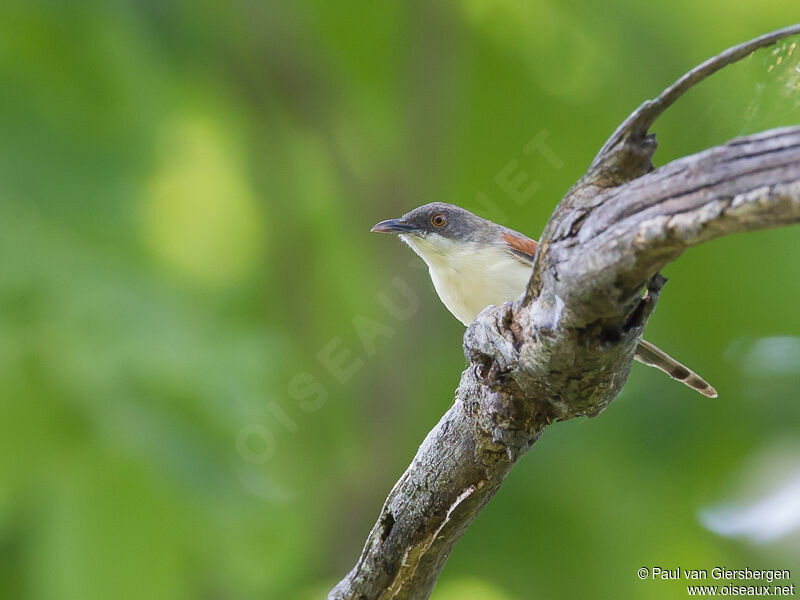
[431,213,446,228]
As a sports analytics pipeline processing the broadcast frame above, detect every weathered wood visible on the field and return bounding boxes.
[329,27,800,600]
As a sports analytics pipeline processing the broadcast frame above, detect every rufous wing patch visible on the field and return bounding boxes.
[503,231,538,264]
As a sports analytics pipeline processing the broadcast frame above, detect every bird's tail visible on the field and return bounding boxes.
[634,339,718,398]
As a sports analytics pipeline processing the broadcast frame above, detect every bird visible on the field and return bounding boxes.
[371,202,717,397]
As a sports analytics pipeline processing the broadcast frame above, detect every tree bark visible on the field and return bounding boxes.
[329,25,800,600]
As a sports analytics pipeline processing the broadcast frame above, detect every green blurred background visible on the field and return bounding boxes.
[1,2,799,599]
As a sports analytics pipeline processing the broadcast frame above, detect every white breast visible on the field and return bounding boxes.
[401,235,531,326]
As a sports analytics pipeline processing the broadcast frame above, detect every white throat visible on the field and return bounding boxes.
[400,234,530,326]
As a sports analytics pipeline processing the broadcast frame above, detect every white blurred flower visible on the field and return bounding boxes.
[699,441,800,544]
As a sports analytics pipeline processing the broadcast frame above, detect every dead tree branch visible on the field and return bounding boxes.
[329,26,800,600]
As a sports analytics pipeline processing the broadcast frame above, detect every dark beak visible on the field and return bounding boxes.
[370,218,416,234]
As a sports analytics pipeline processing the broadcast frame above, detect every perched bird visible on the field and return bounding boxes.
[372,202,717,397]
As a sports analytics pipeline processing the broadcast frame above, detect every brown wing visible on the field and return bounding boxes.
[503,231,538,265]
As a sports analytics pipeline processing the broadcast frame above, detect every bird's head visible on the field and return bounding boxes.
[371,203,496,260]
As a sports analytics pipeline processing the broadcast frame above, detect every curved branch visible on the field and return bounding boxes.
[330,26,800,600]
[534,126,800,326]
[588,24,800,184]
[329,126,800,600]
